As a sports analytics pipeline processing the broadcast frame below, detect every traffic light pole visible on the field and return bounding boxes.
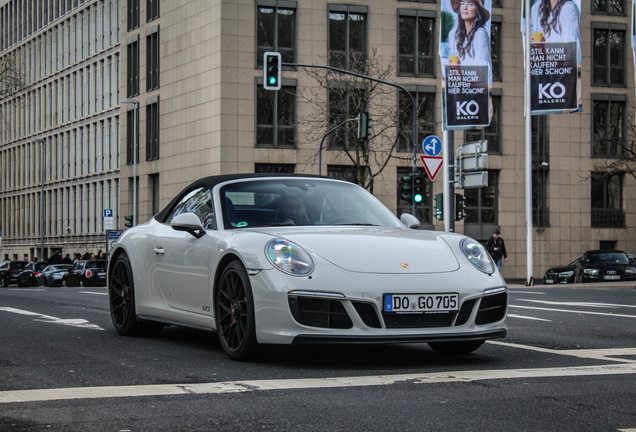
[318,117,358,176]
[443,130,455,232]
[283,62,419,214]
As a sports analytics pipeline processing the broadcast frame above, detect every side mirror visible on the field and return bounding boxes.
[400,213,420,229]
[171,213,206,239]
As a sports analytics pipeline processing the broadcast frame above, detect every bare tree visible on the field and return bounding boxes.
[0,52,26,100]
[590,114,636,182]
[296,49,433,193]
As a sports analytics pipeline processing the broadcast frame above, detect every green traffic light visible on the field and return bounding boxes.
[414,194,423,203]
[269,77,277,85]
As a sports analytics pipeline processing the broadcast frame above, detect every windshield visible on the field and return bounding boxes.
[586,252,629,265]
[220,178,402,229]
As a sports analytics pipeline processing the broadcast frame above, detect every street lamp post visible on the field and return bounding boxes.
[121,98,139,226]
[33,138,45,261]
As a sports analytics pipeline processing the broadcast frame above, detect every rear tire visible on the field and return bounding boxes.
[428,340,485,354]
[108,253,162,336]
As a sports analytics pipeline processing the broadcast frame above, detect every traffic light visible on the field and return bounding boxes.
[357,112,373,139]
[399,175,412,202]
[413,175,425,204]
[434,193,444,221]
[124,215,133,228]
[454,193,465,221]
[263,51,281,90]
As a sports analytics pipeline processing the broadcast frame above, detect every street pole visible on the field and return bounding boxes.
[34,138,45,261]
[524,0,534,286]
[121,99,139,226]
[318,117,358,176]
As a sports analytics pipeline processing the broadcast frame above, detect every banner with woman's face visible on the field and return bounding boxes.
[522,0,582,114]
[440,0,493,130]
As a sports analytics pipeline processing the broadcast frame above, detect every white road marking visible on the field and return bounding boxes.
[507,314,551,322]
[519,299,636,309]
[0,307,104,331]
[509,304,636,319]
[510,291,546,295]
[488,341,636,364]
[0,362,634,404]
[79,291,108,296]
[8,288,45,292]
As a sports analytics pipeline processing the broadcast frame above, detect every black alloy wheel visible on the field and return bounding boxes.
[108,253,141,335]
[215,260,257,361]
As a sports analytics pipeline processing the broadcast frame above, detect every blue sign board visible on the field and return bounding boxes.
[104,209,113,218]
[422,135,442,156]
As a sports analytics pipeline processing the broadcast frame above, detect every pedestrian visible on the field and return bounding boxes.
[486,229,507,272]
[62,254,72,264]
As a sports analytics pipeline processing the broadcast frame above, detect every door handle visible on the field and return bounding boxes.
[153,247,165,255]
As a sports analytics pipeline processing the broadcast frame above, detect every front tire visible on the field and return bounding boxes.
[215,260,258,361]
[429,340,485,354]
[108,253,162,336]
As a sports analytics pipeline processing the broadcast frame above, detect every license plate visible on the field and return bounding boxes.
[384,294,459,313]
[544,279,554,284]
[603,275,620,280]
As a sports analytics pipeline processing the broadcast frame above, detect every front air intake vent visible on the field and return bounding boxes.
[288,296,353,329]
[475,292,508,325]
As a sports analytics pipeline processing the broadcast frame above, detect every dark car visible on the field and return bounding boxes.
[63,260,107,287]
[0,261,29,287]
[36,264,74,287]
[544,250,636,284]
[16,262,49,287]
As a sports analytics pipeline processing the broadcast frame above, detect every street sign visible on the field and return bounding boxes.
[103,208,114,230]
[106,230,123,258]
[460,153,488,171]
[455,171,488,189]
[420,155,444,182]
[422,135,442,156]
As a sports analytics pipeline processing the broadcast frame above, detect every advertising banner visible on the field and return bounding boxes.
[440,0,493,130]
[522,0,582,114]
[633,0,636,121]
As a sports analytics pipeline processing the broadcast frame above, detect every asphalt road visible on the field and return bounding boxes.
[0,283,634,431]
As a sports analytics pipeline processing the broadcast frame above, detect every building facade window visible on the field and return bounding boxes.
[592,96,625,157]
[127,0,139,31]
[147,0,159,22]
[396,167,433,225]
[146,29,160,91]
[532,116,550,227]
[327,165,360,183]
[491,18,501,81]
[592,0,625,15]
[591,172,624,227]
[464,170,498,225]
[398,10,435,77]
[149,173,160,215]
[126,39,139,97]
[256,1,296,66]
[398,86,435,153]
[126,109,139,165]
[256,84,296,148]
[328,85,365,150]
[465,94,501,154]
[255,163,295,173]
[146,99,159,161]
[592,24,625,86]
[328,5,367,70]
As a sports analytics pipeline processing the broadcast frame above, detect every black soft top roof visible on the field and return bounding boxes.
[154,173,333,223]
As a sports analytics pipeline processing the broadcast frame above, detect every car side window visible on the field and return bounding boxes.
[166,187,216,229]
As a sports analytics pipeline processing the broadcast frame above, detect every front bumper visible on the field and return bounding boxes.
[249,262,508,345]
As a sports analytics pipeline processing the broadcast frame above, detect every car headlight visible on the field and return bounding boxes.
[559,270,575,278]
[624,267,636,274]
[266,239,314,276]
[461,238,495,274]
[584,268,599,276]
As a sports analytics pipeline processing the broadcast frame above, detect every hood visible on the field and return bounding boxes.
[260,226,460,274]
[546,265,576,273]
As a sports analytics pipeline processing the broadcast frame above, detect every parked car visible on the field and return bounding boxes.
[36,264,74,287]
[628,254,636,267]
[108,174,508,360]
[544,250,636,284]
[63,260,107,287]
[16,262,49,287]
[0,261,29,287]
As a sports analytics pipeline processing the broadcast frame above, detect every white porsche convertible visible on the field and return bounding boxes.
[108,174,507,360]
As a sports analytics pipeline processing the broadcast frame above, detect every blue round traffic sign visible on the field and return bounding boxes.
[422,135,442,156]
